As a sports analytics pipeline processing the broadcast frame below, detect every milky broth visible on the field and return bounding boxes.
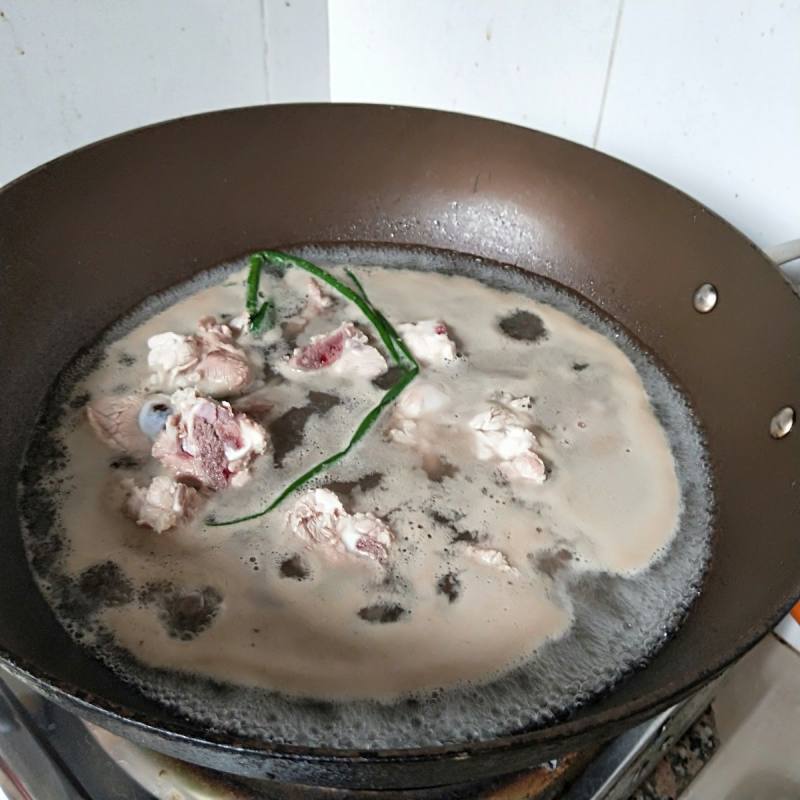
[19,247,712,748]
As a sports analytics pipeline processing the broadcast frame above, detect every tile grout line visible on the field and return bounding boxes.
[592,0,625,149]
[258,0,270,102]
[322,0,332,101]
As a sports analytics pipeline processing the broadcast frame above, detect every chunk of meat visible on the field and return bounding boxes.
[397,320,457,366]
[463,544,518,574]
[470,407,534,459]
[147,332,200,376]
[284,271,334,313]
[285,488,393,563]
[285,487,342,547]
[287,322,387,379]
[495,391,534,413]
[394,381,450,420]
[227,312,250,334]
[147,316,253,397]
[388,381,451,448]
[152,389,268,490]
[469,395,546,484]
[388,382,459,480]
[500,451,547,482]
[122,475,201,533]
[283,274,335,335]
[306,278,333,314]
[86,395,151,456]
[337,514,393,561]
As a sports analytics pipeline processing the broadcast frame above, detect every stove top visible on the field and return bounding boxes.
[0,669,716,799]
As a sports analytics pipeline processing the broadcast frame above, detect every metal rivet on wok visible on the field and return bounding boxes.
[770,406,795,439]
[693,283,718,313]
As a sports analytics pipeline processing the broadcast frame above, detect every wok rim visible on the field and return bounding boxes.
[1,102,797,766]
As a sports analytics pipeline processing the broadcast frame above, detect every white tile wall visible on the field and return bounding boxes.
[596,0,800,247]
[264,0,330,103]
[2,1,799,248]
[328,0,620,146]
[0,0,272,187]
[327,0,800,248]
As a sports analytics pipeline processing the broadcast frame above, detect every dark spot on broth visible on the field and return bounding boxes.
[372,364,405,390]
[428,508,477,543]
[78,561,134,607]
[498,309,547,342]
[270,392,339,468]
[260,354,284,384]
[429,509,465,525]
[531,548,573,578]
[140,582,223,641]
[572,362,589,372]
[68,391,91,409]
[358,603,407,624]
[307,391,340,413]
[322,471,383,501]
[26,533,64,577]
[109,454,141,470]
[18,410,69,577]
[49,564,132,622]
[118,352,137,367]
[49,574,95,621]
[451,529,479,544]
[436,572,461,603]
[279,554,309,580]
[422,456,459,483]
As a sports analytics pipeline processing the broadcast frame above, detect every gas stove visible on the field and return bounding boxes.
[0,669,716,800]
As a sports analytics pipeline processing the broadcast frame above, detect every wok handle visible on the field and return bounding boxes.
[764,239,800,290]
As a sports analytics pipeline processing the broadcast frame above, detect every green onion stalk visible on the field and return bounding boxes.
[209,251,418,526]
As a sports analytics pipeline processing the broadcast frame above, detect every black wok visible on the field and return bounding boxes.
[0,105,798,790]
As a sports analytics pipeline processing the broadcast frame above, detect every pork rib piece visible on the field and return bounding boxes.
[469,394,546,483]
[463,543,518,574]
[397,320,457,366]
[387,380,451,448]
[122,475,201,533]
[152,389,268,490]
[147,316,253,397]
[285,488,393,563]
[86,395,152,456]
[287,322,387,379]
[283,273,335,335]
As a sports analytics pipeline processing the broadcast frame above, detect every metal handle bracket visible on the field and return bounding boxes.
[764,239,800,291]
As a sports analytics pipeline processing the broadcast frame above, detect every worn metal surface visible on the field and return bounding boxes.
[691,283,718,314]
[769,406,795,439]
[0,105,798,789]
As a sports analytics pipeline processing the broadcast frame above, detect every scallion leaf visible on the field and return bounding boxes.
[208,364,417,526]
[209,251,419,526]
[246,253,273,333]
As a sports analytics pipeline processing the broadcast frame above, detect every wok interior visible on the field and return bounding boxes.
[0,106,797,769]
[19,243,713,750]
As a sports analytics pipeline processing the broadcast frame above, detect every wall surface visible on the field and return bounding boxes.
[2,0,799,248]
[328,0,800,246]
[0,0,326,186]
[328,0,620,146]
